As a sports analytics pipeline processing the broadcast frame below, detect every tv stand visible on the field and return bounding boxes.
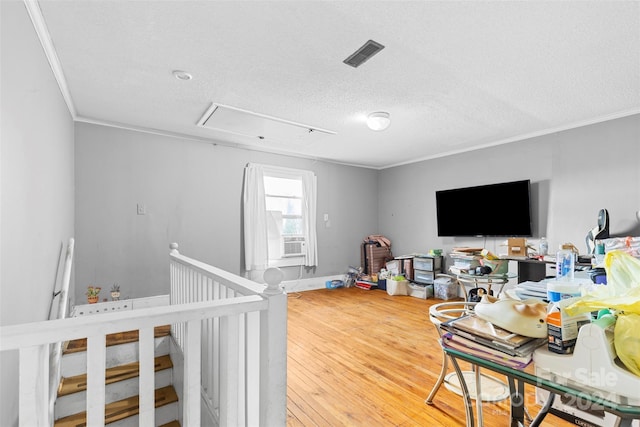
[509,258,548,283]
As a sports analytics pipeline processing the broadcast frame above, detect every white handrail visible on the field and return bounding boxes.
[1,297,265,349]
[169,242,265,295]
[1,297,267,427]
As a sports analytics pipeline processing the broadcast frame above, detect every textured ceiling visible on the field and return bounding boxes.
[33,0,640,169]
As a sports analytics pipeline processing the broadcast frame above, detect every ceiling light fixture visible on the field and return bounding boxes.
[367,112,391,131]
[172,70,193,81]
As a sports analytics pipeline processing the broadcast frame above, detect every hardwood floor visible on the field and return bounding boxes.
[286,287,573,426]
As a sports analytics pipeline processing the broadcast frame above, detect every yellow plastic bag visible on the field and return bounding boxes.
[565,250,640,314]
[564,250,640,376]
[614,313,640,376]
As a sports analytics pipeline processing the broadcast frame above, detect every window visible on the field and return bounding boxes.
[243,164,317,271]
[265,174,305,260]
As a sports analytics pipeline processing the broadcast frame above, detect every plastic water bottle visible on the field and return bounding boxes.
[556,249,575,281]
[539,237,549,256]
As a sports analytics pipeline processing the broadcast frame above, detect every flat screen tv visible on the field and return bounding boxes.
[435,179,532,237]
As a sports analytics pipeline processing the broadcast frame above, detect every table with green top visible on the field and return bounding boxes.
[441,343,640,427]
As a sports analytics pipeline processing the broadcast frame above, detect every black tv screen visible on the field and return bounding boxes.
[436,179,532,237]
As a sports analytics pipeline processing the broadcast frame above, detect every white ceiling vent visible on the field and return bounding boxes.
[197,103,336,143]
[343,40,385,68]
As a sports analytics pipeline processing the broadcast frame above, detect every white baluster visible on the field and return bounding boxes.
[138,327,155,427]
[183,320,202,427]
[220,314,240,426]
[19,345,49,426]
[87,334,106,426]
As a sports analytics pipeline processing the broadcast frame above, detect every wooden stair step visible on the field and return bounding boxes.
[54,385,178,427]
[63,325,171,354]
[159,422,181,427]
[58,354,173,397]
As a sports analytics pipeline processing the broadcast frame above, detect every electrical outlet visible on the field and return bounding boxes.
[323,213,329,221]
[137,203,146,215]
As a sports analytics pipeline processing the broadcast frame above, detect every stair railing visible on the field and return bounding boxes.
[48,237,74,424]
[0,243,286,427]
[169,243,287,427]
[0,294,269,426]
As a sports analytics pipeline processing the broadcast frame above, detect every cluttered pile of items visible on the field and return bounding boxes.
[448,247,508,276]
[439,248,640,425]
[330,235,394,290]
[440,299,548,368]
[356,234,394,290]
[333,235,445,299]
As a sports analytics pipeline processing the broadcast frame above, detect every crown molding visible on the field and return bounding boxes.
[23,0,77,119]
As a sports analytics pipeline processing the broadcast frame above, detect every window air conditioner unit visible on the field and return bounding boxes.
[282,236,305,257]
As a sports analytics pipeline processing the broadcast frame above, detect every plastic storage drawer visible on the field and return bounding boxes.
[413,256,442,271]
[414,269,436,284]
[408,283,433,299]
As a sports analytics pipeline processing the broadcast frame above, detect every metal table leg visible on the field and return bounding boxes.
[475,367,483,426]
[450,355,475,427]
[530,392,554,427]
[507,377,525,427]
[426,343,449,404]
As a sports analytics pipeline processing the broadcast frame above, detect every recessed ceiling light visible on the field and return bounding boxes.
[172,70,193,81]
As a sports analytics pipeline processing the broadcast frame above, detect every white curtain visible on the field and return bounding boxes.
[243,163,318,271]
[243,164,269,271]
[301,170,318,266]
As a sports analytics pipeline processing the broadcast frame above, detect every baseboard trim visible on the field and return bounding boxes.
[282,275,344,293]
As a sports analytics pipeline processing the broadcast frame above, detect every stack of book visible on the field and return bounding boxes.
[510,280,548,300]
[440,313,546,369]
[448,247,483,274]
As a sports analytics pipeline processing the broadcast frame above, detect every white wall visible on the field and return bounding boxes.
[74,123,379,300]
[379,114,640,261]
[0,1,75,425]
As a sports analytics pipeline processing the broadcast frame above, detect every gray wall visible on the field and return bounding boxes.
[1,1,75,424]
[74,123,379,300]
[379,114,640,261]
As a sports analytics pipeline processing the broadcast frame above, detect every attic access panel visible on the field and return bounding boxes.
[197,103,336,145]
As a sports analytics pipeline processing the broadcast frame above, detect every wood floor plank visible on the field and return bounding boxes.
[286,287,574,427]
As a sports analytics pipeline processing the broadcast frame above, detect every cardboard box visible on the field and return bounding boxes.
[508,238,527,256]
[535,387,640,427]
[546,309,591,354]
[479,258,509,274]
